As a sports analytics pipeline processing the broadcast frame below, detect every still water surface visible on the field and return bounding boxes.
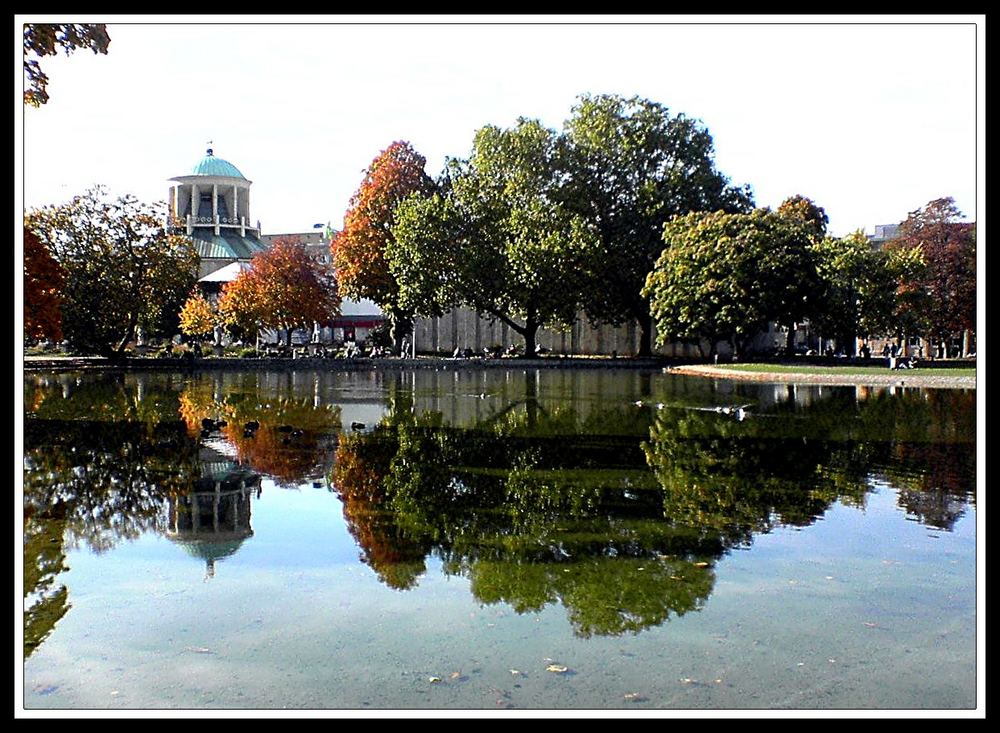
[22,369,977,710]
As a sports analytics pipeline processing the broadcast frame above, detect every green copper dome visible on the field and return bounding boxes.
[190,148,246,179]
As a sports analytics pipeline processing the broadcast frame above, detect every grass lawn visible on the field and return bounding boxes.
[718,363,977,378]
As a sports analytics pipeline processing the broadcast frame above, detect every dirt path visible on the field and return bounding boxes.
[667,364,976,389]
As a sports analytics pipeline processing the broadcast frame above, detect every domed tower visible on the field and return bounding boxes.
[168,147,269,278]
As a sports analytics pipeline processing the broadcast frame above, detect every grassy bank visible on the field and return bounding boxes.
[718,363,977,378]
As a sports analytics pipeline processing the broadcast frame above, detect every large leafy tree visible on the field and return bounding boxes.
[23,224,65,343]
[218,236,341,347]
[809,231,923,354]
[885,197,976,354]
[560,94,754,356]
[333,141,434,353]
[23,23,111,107]
[25,187,199,357]
[643,209,821,356]
[390,119,598,357]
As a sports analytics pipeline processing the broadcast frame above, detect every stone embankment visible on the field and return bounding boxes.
[22,356,977,389]
[22,355,669,373]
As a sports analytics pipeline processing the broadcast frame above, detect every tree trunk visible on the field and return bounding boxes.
[285,328,293,348]
[637,310,653,357]
[390,309,413,356]
[114,313,139,356]
[784,322,796,355]
[522,318,538,359]
[524,370,538,430]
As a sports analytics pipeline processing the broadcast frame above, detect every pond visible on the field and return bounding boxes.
[20,368,978,712]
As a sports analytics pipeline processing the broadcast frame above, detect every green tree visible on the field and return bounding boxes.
[809,231,923,354]
[777,194,829,239]
[644,209,821,356]
[333,141,435,354]
[560,94,754,356]
[390,119,598,357]
[23,23,111,107]
[25,187,199,357]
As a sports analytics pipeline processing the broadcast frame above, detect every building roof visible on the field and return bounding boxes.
[190,148,246,179]
[190,230,269,260]
[198,261,253,283]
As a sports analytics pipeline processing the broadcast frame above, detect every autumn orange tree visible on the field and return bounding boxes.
[219,236,340,346]
[23,224,65,343]
[178,290,217,342]
[333,141,434,353]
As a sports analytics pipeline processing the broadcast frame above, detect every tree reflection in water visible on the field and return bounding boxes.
[23,373,202,656]
[177,372,341,487]
[329,377,975,638]
[22,371,976,650]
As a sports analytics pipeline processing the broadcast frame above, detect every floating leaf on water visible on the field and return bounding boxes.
[863,622,878,628]
[428,676,441,683]
[693,562,709,568]
[510,669,522,676]
[186,647,212,654]
[825,576,834,580]
[680,678,694,684]
[714,679,722,684]
[623,692,646,702]
[796,662,805,667]
[828,659,836,664]
[450,672,461,680]
[546,664,569,674]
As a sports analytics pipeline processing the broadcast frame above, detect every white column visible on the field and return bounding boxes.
[190,184,199,222]
[232,184,239,220]
[213,184,219,234]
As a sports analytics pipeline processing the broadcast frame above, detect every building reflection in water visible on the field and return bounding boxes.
[165,445,261,579]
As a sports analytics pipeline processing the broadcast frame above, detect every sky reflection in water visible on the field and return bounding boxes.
[22,369,977,710]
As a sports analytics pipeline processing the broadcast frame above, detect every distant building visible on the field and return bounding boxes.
[167,148,269,280]
[260,230,331,264]
[166,149,384,345]
[868,223,899,249]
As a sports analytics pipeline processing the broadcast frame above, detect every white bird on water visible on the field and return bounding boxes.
[716,404,753,421]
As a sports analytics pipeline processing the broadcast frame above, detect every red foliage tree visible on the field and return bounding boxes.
[333,141,434,352]
[23,225,65,342]
[219,236,340,346]
[886,198,976,353]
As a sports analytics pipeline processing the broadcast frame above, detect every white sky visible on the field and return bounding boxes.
[18,16,983,238]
